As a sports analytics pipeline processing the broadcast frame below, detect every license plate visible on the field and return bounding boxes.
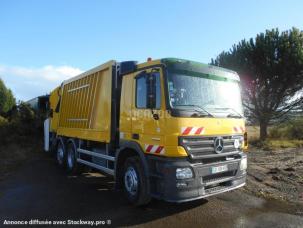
[211,165,228,174]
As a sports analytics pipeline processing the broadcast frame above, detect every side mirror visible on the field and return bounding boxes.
[146,73,156,109]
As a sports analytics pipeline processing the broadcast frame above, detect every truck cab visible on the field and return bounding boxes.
[117,58,247,203]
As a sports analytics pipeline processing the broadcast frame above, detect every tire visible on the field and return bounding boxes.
[123,156,151,206]
[49,133,57,155]
[56,138,66,168]
[66,140,82,175]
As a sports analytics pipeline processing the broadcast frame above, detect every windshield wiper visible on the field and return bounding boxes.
[214,107,244,118]
[173,104,214,117]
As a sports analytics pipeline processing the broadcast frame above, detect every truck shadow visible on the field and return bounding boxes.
[66,172,208,227]
[0,156,208,227]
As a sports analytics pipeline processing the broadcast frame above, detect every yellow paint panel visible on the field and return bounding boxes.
[57,127,108,142]
[56,61,114,143]
[119,73,133,134]
[164,116,246,146]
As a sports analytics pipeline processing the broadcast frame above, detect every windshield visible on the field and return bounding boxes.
[167,71,244,117]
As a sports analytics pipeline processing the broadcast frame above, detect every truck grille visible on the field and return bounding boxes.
[179,135,243,159]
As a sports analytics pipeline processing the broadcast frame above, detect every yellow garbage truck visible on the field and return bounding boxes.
[44,58,248,205]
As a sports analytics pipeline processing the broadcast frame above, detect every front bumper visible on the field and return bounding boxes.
[147,153,247,202]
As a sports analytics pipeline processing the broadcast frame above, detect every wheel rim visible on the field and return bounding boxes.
[67,147,74,169]
[57,146,64,165]
[124,167,138,196]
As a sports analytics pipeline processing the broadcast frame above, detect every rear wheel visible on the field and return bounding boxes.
[66,140,82,174]
[123,156,151,206]
[56,138,66,167]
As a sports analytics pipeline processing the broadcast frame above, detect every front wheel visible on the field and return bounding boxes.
[56,138,66,167]
[123,157,151,206]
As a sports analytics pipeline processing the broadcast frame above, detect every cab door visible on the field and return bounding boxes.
[131,67,166,155]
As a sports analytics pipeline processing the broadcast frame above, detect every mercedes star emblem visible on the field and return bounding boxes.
[214,137,224,153]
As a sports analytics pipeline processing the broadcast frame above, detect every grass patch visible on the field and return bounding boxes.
[269,139,303,148]
[249,139,303,150]
[247,117,303,150]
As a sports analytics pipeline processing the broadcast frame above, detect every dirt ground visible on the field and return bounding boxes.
[0,141,303,227]
[245,147,303,205]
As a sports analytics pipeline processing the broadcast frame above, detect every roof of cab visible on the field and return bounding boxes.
[160,58,240,82]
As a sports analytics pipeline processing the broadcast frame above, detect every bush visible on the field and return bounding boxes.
[249,138,272,150]
[0,78,16,114]
[0,115,8,126]
[0,103,43,146]
[269,117,303,140]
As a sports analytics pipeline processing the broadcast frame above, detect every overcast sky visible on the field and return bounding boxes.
[1,0,303,101]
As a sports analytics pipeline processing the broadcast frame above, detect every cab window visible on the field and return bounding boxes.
[136,72,161,109]
[136,76,147,108]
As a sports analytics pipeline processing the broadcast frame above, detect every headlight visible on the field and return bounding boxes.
[176,167,193,179]
[240,157,247,171]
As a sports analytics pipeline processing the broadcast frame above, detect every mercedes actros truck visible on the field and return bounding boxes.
[44,58,248,205]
